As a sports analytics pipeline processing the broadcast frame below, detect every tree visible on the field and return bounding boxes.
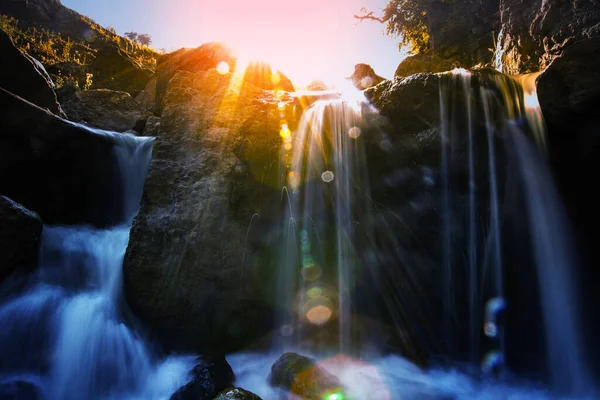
[124,31,152,47]
[355,0,477,54]
[137,33,152,46]
[124,31,138,42]
[355,1,431,53]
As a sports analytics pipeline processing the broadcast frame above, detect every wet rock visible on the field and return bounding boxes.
[124,63,297,353]
[365,73,441,134]
[0,87,126,227]
[347,63,386,90]
[213,388,262,400]
[0,29,63,116]
[61,89,151,132]
[268,352,344,400]
[536,37,600,373]
[170,356,235,400]
[0,196,42,281]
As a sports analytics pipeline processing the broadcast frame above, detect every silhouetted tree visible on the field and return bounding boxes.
[124,31,138,42]
[137,33,152,46]
[355,0,474,54]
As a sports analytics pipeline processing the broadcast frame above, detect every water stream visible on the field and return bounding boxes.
[0,71,595,399]
[0,130,195,399]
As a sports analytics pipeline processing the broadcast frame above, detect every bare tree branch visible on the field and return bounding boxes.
[353,11,384,23]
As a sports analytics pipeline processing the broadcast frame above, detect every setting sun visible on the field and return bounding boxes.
[187,0,402,86]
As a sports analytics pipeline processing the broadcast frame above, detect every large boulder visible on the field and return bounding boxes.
[536,38,600,375]
[61,89,151,132]
[499,0,600,73]
[0,87,129,227]
[267,353,343,400]
[0,29,63,116]
[395,54,457,77]
[154,43,236,114]
[170,356,235,400]
[0,196,42,281]
[124,64,297,354]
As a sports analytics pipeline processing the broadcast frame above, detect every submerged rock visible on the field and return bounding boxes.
[0,196,42,281]
[213,388,262,400]
[268,352,344,400]
[61,89,151,132]
[0,29,63,116]
[170,356,235,400]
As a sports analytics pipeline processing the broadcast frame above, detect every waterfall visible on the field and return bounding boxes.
[245,70,595,398]
[0,130,194,399]
[276,92,375,355]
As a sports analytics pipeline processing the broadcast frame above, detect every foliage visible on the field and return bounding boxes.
[124,31,152,46]
[1,14,160,87]
[358,0,473,54]
[1,14,93,65]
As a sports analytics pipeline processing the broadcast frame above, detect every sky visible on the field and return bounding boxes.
[61,0,407,86]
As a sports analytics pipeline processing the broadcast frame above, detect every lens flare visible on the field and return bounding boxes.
[348,126,361,139]
[216,61,230,74]
[306,305,332,325]
[280,124,291,139]
[321,171,334,182]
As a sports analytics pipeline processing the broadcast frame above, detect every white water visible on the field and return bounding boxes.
[228,351,591,400]
[0,132,195,399]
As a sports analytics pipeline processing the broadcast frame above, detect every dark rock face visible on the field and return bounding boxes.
[213,388,262,400]
[0,196,42,281]
[170,355,235,400]
[124,65,296,354]
[0,88,126,227]
[88,39,153,97]
[365,73,441,134]
[0,29,63,116]
[61,89,151,132]
[154,43,236,114]
[268,352,343,399]
[536,38,600,375]
[0,380,41,400]
[347,63,385,89]
[499,0,600,73]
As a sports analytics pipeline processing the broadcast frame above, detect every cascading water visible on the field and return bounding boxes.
[0,128,194,399]
[230,71,596,399]
[276,91,374,355]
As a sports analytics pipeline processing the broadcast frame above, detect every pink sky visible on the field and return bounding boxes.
[63,0,407,85]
